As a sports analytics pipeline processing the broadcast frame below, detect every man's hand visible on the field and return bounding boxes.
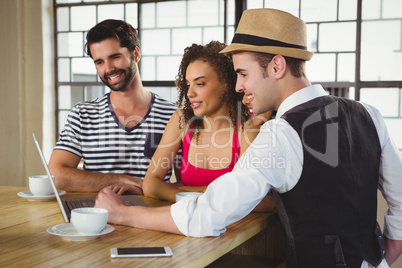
[95,187,182,235]
[107,183,143,195]
[94,188,126,225]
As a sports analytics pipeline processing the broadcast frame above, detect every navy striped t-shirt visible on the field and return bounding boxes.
[55,93,178,181]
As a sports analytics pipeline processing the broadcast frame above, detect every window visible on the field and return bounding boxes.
[54,0,402,151]
[53,0,235,135]
[247,0,402,152]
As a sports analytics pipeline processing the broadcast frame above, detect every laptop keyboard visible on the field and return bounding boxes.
[66,197,134,211]
[66,198,95,210]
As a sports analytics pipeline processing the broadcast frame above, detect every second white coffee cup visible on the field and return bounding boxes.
[71,208,109,235]
[29,175,54,196]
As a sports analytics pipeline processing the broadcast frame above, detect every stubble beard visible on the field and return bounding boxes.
[101,55,137,92]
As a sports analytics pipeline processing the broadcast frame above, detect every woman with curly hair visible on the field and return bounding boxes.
[113,41,275,212]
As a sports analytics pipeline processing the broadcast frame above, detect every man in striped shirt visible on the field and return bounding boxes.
[49,20,178,194]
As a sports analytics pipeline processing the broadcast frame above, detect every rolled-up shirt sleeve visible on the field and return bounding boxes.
[171,119,303,237]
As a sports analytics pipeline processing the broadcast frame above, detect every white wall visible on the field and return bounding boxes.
[0,0,48,186]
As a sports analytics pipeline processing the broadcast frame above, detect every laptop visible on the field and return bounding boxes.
[32,133,148,223]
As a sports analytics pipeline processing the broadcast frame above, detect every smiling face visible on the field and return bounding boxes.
[233,52,279,115]
[186,60,228,118]
[90,38,138,92]
[242,93,254,115]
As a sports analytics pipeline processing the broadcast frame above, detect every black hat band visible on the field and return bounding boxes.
[231,33,307,50]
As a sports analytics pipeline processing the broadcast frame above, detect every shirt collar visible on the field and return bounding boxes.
[276,84,328,118]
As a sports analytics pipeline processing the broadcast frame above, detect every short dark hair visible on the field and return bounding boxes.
[85,19,140,58]
[250,52,306,78]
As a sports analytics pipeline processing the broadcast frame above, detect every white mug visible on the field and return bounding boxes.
[175,192,203,202]
[29,175,54,196]
[71,208,109,235]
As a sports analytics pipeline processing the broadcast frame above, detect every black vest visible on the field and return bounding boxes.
[275,95,385,268]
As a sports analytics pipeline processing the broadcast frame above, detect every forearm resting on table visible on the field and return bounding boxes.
[118,205,182,235]
[49,149,143,192]
[95,188,182,235]
[143,176,181,202]
[53,167,142,192]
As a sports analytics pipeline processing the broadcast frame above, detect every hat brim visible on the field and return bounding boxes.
[220,43,313,61]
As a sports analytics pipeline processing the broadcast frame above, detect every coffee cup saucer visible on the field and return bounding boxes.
[47,223,114,241]
[17,190,66,202]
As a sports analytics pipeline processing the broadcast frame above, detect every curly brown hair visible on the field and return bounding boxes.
[175,41,250,133]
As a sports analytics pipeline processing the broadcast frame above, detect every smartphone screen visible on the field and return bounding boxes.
[110,247,173,258]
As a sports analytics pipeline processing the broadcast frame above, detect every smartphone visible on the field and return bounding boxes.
[110,247,173,258]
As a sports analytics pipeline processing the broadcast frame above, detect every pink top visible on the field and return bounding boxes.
[180,128,241,186]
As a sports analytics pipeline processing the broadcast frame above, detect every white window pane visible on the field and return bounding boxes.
[188,0,219,26]
[126,3,138,28]
[301,0,337,22]
[306,54,336,82]
[227,0,236,25]
[58,111,70,133]
[218,0,226,26]
[383,0,402,18]
[58,86,72,109]
[71,58,97,82]
[156,56,182,80]
[71,6,96,31]
[361,20,402,81]
[57,8,69,31]
[203,27,224,44]
[146,87,178,103]
[58,58,70,82]
[172,28,202,54]
[306,24,317,52]
[58,33,83,57]
[226,26,235,44]
[360,88,399,117]
[337,53,355,82]
[141,56,156,80]
[349,87,356,100]
[98,4,124,22]
[319,22,356,52]
[156,1,186,27]
[339,0,357,20]
[71,86,84,107]
[85,86,106,101]
[56,0,80,3]
[141,30,171,55]
[263,0,300,17]
[141,3,155,28]
[247,0,264,9]
[362,0,381,19]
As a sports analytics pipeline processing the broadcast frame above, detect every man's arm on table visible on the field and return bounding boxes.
[48,149,143,193]
[95,187,182,234]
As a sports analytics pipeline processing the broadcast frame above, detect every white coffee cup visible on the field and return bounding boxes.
[71,208,109,235]
[29,175,55,196]
[175,192,203,202]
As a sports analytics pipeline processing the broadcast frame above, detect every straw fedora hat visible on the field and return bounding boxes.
[220,8,313,61]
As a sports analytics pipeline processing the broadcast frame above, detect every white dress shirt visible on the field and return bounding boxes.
[171,85,402,267]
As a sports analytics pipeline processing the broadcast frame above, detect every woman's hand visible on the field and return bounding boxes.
[107,183,143,195]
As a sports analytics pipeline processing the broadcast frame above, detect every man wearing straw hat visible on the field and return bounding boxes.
[95,8,402,267]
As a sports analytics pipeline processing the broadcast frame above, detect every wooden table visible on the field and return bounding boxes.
[0,186,286,267]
